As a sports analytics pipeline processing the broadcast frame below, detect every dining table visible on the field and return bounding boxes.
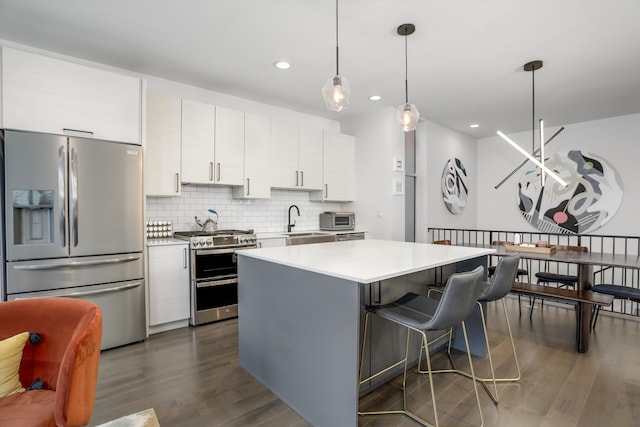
[460,243,640,353]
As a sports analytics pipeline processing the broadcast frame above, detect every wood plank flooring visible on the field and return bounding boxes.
[90,297,640,426]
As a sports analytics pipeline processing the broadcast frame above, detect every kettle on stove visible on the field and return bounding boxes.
[195,209,218,233]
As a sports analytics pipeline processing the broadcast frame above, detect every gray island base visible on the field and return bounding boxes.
[237,239,494,427]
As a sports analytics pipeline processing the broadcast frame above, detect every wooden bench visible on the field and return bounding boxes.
[512,282,615,307]
[511,282,615,343]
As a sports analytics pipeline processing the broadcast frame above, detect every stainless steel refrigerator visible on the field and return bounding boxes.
[1,130,145,349]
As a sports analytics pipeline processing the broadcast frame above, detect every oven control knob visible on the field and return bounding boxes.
[206,239,213,246]
[191,240,199,247]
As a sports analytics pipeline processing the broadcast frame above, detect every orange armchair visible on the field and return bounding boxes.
[0,298,102,427]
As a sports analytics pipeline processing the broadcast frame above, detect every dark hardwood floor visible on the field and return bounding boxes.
[90,297,640,426]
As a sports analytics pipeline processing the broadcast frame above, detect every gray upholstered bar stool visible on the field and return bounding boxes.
[358,266,485,427]
[421,254,522,404]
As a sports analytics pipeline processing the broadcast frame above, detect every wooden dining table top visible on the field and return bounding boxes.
[458,243,640,269]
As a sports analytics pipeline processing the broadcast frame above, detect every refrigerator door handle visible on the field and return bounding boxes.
[33,282,143,299]
[12,255,141,270]
[70,147,79,247]
[58,145,67,248]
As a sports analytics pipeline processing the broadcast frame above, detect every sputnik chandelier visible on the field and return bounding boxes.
[495,60,567,188]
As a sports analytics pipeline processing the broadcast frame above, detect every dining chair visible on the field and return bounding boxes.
[422,255,521,404]
[358,266,485,427]
[590,284,640,330]
[530,245,588,316]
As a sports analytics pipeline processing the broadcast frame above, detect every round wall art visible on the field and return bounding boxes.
[516,150,623,234]
[441,158,468,215]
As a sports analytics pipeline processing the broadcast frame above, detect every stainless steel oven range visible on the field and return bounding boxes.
[173,229,256,326]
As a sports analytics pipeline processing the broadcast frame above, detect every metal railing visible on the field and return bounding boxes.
[428,228,640,318]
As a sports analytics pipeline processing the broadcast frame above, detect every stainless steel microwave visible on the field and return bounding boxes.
[319,211,355,231]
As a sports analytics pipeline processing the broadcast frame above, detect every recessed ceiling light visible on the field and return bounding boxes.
[470,123,480,128]
[369,95,381,101]
[274,61,290,70]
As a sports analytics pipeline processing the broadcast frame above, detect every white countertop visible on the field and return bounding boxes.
[237,239,495,283]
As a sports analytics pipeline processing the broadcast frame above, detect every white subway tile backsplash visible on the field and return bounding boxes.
[146,185,345,233]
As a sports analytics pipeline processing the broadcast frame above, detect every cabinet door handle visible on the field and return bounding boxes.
[258,242,262,248]
[183,248,188,269]
[209,162,214,181]
[63,128,94,136]
[217,163,221,181]
[175,173,180,193]
[300,170,304,187]
[295,170,299,187]
[325,183,328,198]
[246,178,250,195]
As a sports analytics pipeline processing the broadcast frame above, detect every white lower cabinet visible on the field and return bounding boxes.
[257,237,286,248]
[148,243,190,327]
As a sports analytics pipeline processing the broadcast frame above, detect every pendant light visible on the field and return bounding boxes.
[322,0,350,112]
[496,60,568,187]
[396,23,419,132]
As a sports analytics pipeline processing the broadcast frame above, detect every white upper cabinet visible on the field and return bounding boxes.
[214,107,245,186]
[145,92,182,196]
[310,132,355,202]
[181,99,215,184]
[180,103,244,186]
[270,121,322,191]
[233,113,271,199]
[1,47,141,144]
[298,127,324,190]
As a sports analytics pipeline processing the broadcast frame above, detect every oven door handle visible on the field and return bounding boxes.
[196,278,238,288]
[194,247,242,255]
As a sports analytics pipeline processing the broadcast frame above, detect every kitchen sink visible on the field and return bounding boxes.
[285,232,336,246]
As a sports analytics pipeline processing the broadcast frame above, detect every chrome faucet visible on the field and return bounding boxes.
[287,205,300,232]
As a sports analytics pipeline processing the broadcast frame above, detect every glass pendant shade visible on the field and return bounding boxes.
[397,103,420,132]
[322,75,350,112]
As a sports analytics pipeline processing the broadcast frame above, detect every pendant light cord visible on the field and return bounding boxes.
[335,0,339,76]
[532,68,535,154]
[404,31,409,104]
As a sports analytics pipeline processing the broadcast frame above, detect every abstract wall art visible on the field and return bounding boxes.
[441,157,468,215]
[517,150,623,234]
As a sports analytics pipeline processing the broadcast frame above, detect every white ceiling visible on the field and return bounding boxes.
[1,0,639,138]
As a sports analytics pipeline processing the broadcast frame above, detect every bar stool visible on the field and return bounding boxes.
[358,266,485,427]
[422,255,522,404]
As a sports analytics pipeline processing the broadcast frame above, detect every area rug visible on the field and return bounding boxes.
[95,408,160,427]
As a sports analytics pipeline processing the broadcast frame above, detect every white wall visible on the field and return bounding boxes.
[477,113,640,235]
[342,107,405,240]
[418,120,478,234]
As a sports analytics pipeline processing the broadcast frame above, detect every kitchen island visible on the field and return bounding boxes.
[237,239,495,427]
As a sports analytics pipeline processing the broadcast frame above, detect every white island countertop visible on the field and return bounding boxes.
[237,239,495,283]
